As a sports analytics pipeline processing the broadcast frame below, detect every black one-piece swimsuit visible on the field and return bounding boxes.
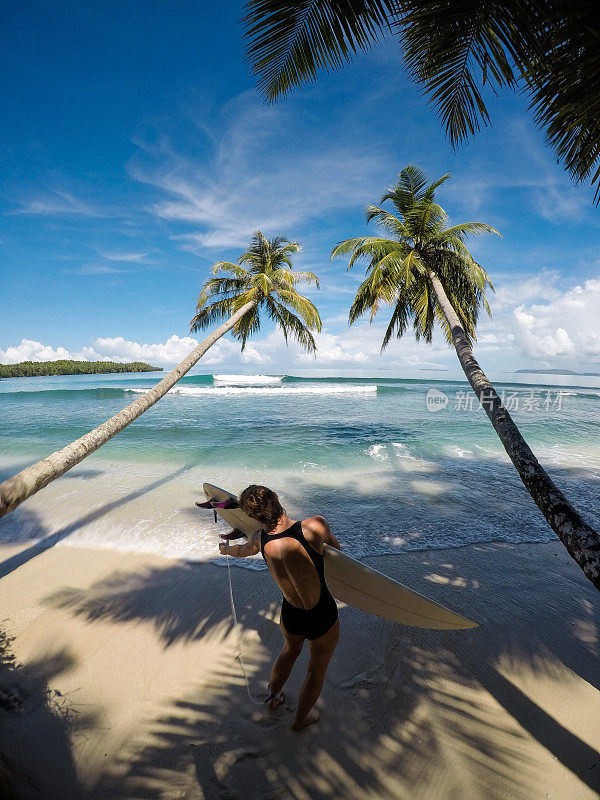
[260,521,338,640]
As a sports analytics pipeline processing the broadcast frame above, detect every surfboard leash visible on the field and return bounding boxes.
[225,554,264,706]
[197,496,264,705]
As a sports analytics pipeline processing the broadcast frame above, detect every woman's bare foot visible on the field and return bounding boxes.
[266,692,285,711]
[291,707,320,731]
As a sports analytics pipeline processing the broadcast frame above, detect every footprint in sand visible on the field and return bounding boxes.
[214,746,262,780]
[245,705,290,727]
[338,666,383,690]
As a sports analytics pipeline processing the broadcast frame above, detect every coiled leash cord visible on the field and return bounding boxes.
[225,553,264,706]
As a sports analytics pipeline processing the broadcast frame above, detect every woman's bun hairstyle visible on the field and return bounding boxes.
[240,485,284,531]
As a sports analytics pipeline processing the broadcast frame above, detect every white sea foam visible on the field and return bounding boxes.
[125,385,377,397]
[443,444,473,459]
[473,443,504,459]
[391,442,418,460]
[213,374,283,384]
[366,442,436,472]
[366,444,389,461]
[301,462,325,474]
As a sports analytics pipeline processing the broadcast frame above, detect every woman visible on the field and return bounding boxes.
[218,484,341,730]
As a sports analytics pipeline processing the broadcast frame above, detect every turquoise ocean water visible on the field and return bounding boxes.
[1,372,599,568]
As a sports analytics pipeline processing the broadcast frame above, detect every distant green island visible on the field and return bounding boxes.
[0,360,163,378]
[515,368,600,377]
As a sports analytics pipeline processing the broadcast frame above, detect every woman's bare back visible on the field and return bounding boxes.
[262,517,338,609]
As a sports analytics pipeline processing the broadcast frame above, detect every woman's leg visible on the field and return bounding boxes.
[292,619,339,730]
[268,619,305,701]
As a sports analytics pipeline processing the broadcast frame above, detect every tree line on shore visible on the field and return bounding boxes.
[0,361,162,379]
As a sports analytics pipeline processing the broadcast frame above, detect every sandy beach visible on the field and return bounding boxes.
[1,538,598,799]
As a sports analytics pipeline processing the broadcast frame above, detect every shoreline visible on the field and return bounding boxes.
[1,538,599,799]
[1,451,586,565]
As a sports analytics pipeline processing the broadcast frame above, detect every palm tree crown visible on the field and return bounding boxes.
[190,231,322,353]
[331,165,499,347]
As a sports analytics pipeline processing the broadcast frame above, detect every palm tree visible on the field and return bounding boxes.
[243,1,600,198]
[332,165,600,589]
[0,232,321,519]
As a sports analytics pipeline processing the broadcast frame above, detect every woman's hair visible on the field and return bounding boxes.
[239,485,284,531]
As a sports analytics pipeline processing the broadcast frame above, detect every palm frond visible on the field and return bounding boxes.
[271,268,320,288]
[232,306,262,351]
[348,272,383,324]
[411,276,435,343]
[268,297,319,352]
[348,254,407,324]
[271,287,322,331]
[440,222,501,239]
[190,298,238,333]
[196,277,247,304]
[331,236,404,270]
[243,0,394,101]
[365,206,409,238]
[243,3,600,198]
[380,164,430,217]
[380,294,411,349]
[399,2,518,146]
[424,172,451,197]
[210,261,251,278]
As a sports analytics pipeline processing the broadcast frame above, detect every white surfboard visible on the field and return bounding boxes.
[200,483,478,631]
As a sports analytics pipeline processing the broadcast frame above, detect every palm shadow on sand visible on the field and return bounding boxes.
[45,510,599,798]
[60,546,600,799]
[0,625,90,800]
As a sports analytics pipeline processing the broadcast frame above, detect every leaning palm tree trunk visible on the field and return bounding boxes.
[429,272,600,589]
[0,300,257,519]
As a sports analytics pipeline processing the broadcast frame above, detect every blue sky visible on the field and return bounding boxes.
[2,1,599,378]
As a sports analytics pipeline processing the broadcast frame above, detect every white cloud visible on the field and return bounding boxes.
[297,332,369,364]
[512,279,600,364]
[92,334,271,366]
[0,339,96,364]
[0,335,272,367]
[128,94,390,250]
[443,121,595,225]
[12,190,101,217]
[91,334,199,363]
[292,323,452,370]
[490,270,561,311]
[70,264,124,275]
[100,251,149,262]
[534,183,589,223]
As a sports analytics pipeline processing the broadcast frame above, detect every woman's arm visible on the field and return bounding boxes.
[304,515,341,551]
[219,530,260,558]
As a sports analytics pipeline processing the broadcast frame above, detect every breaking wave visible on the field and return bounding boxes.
[125,385,378,397]
[212,374,283,385]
